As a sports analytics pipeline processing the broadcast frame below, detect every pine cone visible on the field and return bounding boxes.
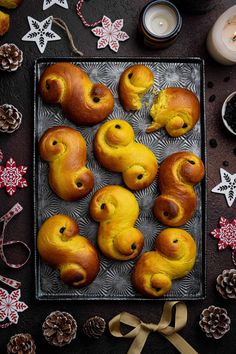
[0,43,23,72]
[199,305,231,339]
[216,269,236,299]
[7,333,36,354]
[42,310,77,347]
[83,316,106,339]
[0,104,22,133]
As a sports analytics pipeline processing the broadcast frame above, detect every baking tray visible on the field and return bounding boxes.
[34,57,206,300]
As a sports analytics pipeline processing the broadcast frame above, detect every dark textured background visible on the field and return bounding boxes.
[0,0,236,353]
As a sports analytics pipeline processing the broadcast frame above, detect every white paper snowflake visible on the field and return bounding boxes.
[91,16,129,53]
[43,0,68,10]
[22,16,61,54]
[0,288,28,325]
[0,157,28,196]
[212,168,236,207]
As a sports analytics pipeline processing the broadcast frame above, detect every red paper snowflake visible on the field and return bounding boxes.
[210,217,236,265]
[0,288,28,326]
[0,158,28,196]
[92,16,129,52]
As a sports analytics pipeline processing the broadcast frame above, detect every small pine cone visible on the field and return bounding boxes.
[0,43,23,72]
[0,104,22,133]
[42,310,77,347]
[216,269,236,299]
[199,305,231,339]
[7,333,36,354]
[83,316,106,339]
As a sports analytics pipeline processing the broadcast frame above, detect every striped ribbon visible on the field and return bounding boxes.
[0,203,31,289]
[76,0,102,27]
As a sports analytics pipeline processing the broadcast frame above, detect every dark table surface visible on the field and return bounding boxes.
[0,0,236,353]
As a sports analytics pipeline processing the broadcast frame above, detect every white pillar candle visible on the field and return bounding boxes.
[144,4,178,37]
[207,5,236,65]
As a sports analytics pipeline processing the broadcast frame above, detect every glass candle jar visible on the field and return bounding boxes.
[139,0,182,49]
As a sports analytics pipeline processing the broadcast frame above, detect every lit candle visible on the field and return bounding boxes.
[207,5,236,65]
[139,0,182,48]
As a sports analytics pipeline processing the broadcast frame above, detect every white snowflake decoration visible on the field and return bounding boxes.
[0,288,28,325]
[212,168,236,207]
[22,16,61,54]
[92,16,129,53]
[43,0,68,10]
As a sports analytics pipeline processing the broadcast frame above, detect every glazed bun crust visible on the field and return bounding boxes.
[119,64,154,111]
[132,228,197,297]
[94,119,158,190]
[37,214,99,288]
[147,87,200,136]
[39,126,94,201]
[39,62,114,126]
[89,185,144,261]
[153,151,205,226]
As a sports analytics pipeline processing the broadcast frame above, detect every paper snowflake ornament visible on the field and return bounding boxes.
[0,288,28,327]
[43,0,68,10]
[92,16,129,52]
[210,217,236,265]
[22,16,61,54]
[0,157,28,196]
[211,168,236,207]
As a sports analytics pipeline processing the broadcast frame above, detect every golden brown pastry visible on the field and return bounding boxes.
[153,152,205,226]
[132,228,197,297]
[118,64,154,111]
[37,214,99,288]
[94,119,158,190]
[146,87,200,136]
[89,185,144,261]
[39,62,114,126]
[39,126,94,201]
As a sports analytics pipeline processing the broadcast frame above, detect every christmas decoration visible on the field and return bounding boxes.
[0,288,28,328]
[0,104,22,133]
[92,16,129,52]
[216,269,236,299]
[0,43,23,72]
[22,16,60,54]
[76,0,102,27]
[0,157,28,196]
[109,301,199,354]
[210,217,236,265]
[7,333,36,354]
[199,305,230,339]
[43,0,68,10]
[83,316,106,339]
[42,311,77,347]
[211,168,236,207]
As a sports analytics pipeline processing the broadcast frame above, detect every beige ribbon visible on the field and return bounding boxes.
[109,301,199,354]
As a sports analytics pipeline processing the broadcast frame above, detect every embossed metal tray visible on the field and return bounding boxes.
[34,57,206,300]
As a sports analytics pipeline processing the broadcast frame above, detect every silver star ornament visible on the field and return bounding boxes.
[43,0,68,10]
[212,168,236,207]
[22,16,61,54]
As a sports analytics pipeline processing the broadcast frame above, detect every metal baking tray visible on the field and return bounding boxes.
[34,57,206,300]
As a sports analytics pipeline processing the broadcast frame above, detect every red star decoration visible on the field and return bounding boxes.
[0,158,28,196]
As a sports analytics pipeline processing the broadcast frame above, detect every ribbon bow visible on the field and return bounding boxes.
[109,301,199,354]
[0,203,31,289]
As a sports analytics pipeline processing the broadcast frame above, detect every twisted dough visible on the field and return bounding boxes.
[146,87,200,136]
[132,228,196,297]
[89,185,144,261]
[39,126,94,201]
[94,119,158,190]
[37,214,99,288]
[153,152,205,226]
[39,62,114,126]
[119,64,154,111]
